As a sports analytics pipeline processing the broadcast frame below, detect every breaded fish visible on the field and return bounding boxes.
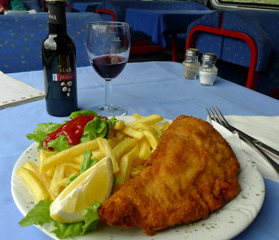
[98,115,241,235]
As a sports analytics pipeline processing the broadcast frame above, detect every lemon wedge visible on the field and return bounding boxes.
[50,157,113,223]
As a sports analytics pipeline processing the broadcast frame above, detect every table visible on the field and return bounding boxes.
[1,62,278,240]
[125,9,212,61]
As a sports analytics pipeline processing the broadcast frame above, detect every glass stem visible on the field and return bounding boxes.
[105,79,112,108]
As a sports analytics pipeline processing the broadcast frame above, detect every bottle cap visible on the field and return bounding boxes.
[185,48,199,57]
[202,53,217,61]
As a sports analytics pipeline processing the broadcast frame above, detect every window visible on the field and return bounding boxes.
[210,0,279,10]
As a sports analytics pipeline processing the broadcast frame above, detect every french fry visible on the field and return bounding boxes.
[132,113,143,120]
[163,121,170,130]
[64,163,80,178]
[23,161,51,189]
[19,113,169,201]
[39,149,56,172]
[133,123,158,137]
[45,167,55,178]
[97,138,119,173]
[122,126,144,140]
[72,154,83,164]
[127,114,163,127]
[114,130,125,140]
[143,129,159,150]
[91,150,106,160]
[111,120,125,130]
[17,167,49,201]
[116,144,140,187]
[151,123,163,129]
[130,167,141,178]
[65,162,81,171]
[40,149,57,160]
[139,138,151,160]
[40,139,98,173]
[112,138,137,160]
[56,178,70,188]
[108,138,118,148]
[49,164,65,198]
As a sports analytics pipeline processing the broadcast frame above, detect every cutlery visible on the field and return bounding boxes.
[207,106,279,173]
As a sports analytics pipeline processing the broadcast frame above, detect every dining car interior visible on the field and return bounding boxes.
[1,0,279,240]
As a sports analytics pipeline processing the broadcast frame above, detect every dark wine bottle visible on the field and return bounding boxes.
[42,0,78,117]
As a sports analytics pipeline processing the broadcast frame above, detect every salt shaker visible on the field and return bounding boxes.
[182,48,200,80]
[199,53,218,86]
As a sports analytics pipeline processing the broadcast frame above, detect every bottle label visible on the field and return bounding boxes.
[52,72,75,81]
[52,71,76,98]
[43,57,77,99]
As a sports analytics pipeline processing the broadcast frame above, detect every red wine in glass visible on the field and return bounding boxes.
[86,21,131,116]
[92,55,127,79]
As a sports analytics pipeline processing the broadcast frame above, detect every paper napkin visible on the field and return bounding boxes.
[0,71,45,109]
[225,115,279,159]
[208,116,279,182]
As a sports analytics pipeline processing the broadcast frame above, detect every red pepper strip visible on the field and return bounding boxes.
[42,114,96,149]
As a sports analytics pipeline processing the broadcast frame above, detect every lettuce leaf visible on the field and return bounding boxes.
[46,135,72,152]
[52,201,101,239]
[26,111,118,153]
[26,123,62,149]
[80,117,108,143]
[52,222,84,239]
[80,116,118,143]
[80,149,99,173]
[81,201,101,232]
[69,110,97,119]
[18,200,52,227]
[67,149,98,186]
[19,200,101,239]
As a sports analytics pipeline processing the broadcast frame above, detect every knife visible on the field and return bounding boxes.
[223,123,279,159]
[232,127,279,173]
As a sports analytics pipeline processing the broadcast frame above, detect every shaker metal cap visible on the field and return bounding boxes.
[186,48,199,56]
[202,53,217,61]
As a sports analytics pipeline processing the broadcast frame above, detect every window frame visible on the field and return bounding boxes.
[210,0,279,10]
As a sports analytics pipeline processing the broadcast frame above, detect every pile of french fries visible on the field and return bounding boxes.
[17,113,169,202]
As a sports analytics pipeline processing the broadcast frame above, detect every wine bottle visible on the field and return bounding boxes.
[42,0,78,117]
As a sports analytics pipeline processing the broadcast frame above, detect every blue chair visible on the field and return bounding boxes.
[22,0,42,12]
[186,10,279,98]
[0,12,103,73]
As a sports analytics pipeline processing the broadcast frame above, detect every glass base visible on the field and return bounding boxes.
[92,105,127,117]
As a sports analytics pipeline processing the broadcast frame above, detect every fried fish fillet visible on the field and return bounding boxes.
[98,115,241,235]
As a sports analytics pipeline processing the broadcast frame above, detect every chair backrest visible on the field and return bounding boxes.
[22,0,42,12]
[0,12,103,73]
[186,10,279,96]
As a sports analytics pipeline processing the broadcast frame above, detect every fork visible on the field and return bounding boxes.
[207,106,279,173]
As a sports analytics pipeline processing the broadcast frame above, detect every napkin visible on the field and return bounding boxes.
[208,116,279,182]
[0,71,45,109]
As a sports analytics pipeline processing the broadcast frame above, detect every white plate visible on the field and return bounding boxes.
[11,116,265,240]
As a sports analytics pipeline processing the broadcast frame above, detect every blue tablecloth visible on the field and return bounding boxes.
[1,62,278,239]
[126,9,212,47]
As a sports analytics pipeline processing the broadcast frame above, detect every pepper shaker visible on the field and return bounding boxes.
[182,48,200,80]
[199,53,218,86]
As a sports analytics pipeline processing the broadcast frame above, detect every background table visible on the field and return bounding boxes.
[126,9,212,60]
[1,61,278,240]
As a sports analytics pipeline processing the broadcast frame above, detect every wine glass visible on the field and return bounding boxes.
[86,21,131,116]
